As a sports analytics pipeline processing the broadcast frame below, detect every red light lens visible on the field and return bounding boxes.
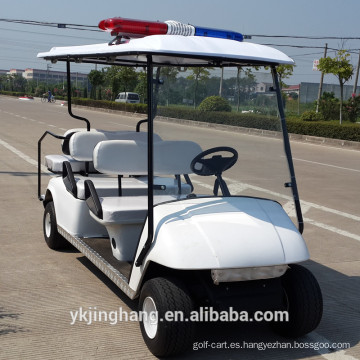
[98,17,168,37]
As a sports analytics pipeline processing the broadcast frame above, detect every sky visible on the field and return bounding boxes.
[1,0,360,85]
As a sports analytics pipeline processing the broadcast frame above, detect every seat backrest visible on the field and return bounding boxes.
[69,130,162,161]
[93,140,202,176]
[61,128,96,155]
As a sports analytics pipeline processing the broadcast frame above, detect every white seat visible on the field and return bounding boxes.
[89,195,177,261]
[93,140,202,176]
[86,139,202,261]
[45,128,161,173]
[99,195,176,223]
[45,154,96,173]
[100,196,148,223]
[69,130,161,162]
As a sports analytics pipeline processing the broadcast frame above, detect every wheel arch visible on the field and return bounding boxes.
[134,261,209,300]
[42,189,53,207]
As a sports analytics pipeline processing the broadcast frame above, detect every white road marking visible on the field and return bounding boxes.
[283,200,312,217]
[223,177,360,223]
[0,138,50,174]
[304,217,360,242]
[193,176,360,242]
[1,110,63,130]
[107,121,136,128]
[293,157,360,173]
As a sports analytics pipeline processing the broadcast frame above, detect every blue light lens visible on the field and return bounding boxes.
[194,26,243,42]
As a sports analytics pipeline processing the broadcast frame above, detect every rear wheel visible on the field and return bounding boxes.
[271,264,323,338]
[43,201,68,249]
[139,277,195,357]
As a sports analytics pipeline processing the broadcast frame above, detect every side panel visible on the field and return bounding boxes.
[46,177,107,237]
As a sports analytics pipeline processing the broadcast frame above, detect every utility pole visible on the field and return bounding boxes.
[219,67,224,96]
[236,66,241,112]
[298,84,301,115]
[46,63,52,88]
[353,50,360,94]
[316,43,328,113]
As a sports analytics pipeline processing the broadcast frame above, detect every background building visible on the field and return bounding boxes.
[298,82,354,104]
[22,68,88,87]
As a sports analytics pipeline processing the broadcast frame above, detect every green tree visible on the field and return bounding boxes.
[276,64,295,89]
[134,71,147,103]
[317,50,354,124]
[104,66,121,99]
[198,96,232,112]
[88,69,105,99]
[159,67,179,106]
[0,74,7,90]
[187,67,213,108]
[104,66,138,100]
[235,67,256,111]
[318,92,339,120]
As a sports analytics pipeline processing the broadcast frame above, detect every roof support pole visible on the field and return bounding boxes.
[271,66,304,234]
[66,59,91,131]
[136,55,154,267]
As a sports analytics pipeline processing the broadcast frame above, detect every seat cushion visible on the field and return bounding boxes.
[100,195,176,223]
[45,154,95,173]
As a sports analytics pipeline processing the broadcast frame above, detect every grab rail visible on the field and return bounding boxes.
[66,59,91,131]
[136,119,148,132]
[37,131,66,200]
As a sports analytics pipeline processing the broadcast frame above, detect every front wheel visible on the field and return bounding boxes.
[271,264,323,338]
[41,97,46,103]
[139,277,195,357]
[43,201,68,250]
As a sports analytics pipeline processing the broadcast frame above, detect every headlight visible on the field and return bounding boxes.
[211,265,288,285]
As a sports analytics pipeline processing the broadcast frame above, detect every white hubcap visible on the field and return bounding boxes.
[142,296,158,339]
[45,212,51,238]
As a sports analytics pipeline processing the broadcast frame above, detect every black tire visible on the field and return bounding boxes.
[271,264,323,338]
[139,277,195,357]
[43,201,68,250]
[41,97,46,103]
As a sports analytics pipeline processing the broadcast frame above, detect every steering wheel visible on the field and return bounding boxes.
[190,146,238,176]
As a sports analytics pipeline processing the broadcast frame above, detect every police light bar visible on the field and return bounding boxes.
[98,17,243,42]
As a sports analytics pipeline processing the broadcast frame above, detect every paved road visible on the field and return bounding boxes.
[0,96,359,359]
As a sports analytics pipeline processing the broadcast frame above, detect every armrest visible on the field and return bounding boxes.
[62,161,77,198]
[84,180,103,219]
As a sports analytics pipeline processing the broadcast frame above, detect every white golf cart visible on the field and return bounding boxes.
[37,18,322,357]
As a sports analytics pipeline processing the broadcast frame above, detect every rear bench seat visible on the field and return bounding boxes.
[85,139,202,261]
[45,128,161,173]
[60,130,195,198]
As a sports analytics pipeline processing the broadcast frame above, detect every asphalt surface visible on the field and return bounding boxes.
[0,95,359,359]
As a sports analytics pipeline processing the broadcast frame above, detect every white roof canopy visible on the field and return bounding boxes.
[37,35,294,67]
